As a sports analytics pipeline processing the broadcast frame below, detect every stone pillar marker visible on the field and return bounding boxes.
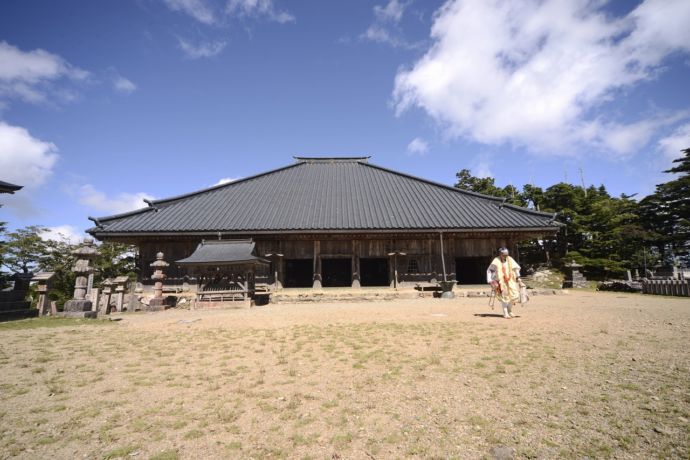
[114,276,129,312]
[63,238,100,318]
[100,278,114,314]
[31,272,55,316]
[87,273,94,297]
[90,288,100,311]
[148,252,169,311]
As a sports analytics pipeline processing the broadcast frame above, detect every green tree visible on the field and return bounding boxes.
[96,242,137,282]
[640,147,690,264]
[454,169,504,196]
[454,169,525,205]
[1,225,49,274]
[38,236,78,307]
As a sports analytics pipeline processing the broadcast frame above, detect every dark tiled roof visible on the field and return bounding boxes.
[176,240,268,266]
[88,158,559,235]
[0,180,22,194]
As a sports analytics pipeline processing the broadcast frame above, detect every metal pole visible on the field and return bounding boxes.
[439,232,447,282]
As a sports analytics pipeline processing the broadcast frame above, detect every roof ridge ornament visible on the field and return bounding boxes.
[293,156,370,163]
[143,198,159,211]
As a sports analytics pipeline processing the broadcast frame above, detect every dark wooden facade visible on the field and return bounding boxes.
[129,230,545,288]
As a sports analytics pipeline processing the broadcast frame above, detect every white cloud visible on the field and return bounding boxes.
[361,0,414,48]
[226,0,295,23]
[113,76,137,94]
[178,38,227,59]
[41,225,84,244]
[213,177,240,186]
[0,122,59,187]
[657,123,690,161]
[393,0,690,155]
[77,184,154,215]
[163,0,216,24]
[0,41,89,105]
[374,0,406,23]
[406,137,429,156]
[473,159,493,179]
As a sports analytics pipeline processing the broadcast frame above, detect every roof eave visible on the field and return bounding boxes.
[89,226,561,239]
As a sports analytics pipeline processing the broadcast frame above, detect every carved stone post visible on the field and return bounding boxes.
[114,276,129,312]
[148,252,169,311]
[64,238,99,318]
[31,272,55,316]
[100,278,114,314]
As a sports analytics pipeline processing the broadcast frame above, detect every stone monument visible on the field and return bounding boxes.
[113,276,129,312]
[148,252,169,311]
[0,273,36,321]
[100,278,114,314]
[562,260,587,288]
[63,238,100,318]
[32,272,55,316]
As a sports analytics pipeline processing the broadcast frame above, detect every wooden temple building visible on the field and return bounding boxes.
[87,157,560,289]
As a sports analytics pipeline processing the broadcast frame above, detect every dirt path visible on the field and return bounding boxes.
[0,292,688,459]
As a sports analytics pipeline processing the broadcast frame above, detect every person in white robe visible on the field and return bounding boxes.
[487,247,523,319]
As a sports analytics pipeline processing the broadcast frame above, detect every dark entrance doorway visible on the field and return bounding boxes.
[284,259,313,288]
[455,257,488,284]
[321,258,352,287]
[360,258,389,286]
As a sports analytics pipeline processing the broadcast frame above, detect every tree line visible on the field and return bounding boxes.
[454,148,690,278]
[0,226,136,307]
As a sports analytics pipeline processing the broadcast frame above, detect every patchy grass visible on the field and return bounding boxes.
[0,316,115,331]
[0,293,688,458]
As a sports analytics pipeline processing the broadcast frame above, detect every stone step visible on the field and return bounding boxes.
[0,308,38,322]
[0,291,27,302]
[0,301,32,312]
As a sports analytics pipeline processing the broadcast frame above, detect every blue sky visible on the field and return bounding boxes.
[1,0,689,242]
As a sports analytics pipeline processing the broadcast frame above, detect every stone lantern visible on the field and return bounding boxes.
[563,260,587,288]
[32,272,55,316]
[64,238,100,318]
[148,252,169,311]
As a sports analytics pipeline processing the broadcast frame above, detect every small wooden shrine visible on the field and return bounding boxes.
[176,239,269,303]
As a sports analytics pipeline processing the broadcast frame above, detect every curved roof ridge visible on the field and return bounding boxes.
[361,161,555,218]
[294,156,370,163]
[95,162,303,222]
[152,162,303,206]
[91,205,155,224]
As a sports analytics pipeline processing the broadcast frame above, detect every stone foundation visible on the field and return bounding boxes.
[147,298,168,311]
[63,299,98,318]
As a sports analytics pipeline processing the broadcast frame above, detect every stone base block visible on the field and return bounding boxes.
[62,311,98,319]
[63,299,93,313]
[0,308,38,322]
[440,291,455,299]
[146,298,168,311]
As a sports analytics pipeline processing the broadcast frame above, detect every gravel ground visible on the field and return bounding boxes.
[0,291,688,459]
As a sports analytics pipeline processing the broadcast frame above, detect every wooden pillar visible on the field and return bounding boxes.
[427,239,437,283]
[352,240,361,289]
[389,239,396,288]
[447,237,456,281]
[313,240,322,289]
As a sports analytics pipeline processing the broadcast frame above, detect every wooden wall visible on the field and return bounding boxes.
[133,232,530,286]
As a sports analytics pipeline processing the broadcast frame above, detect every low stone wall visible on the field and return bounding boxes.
[642,280,690,297]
